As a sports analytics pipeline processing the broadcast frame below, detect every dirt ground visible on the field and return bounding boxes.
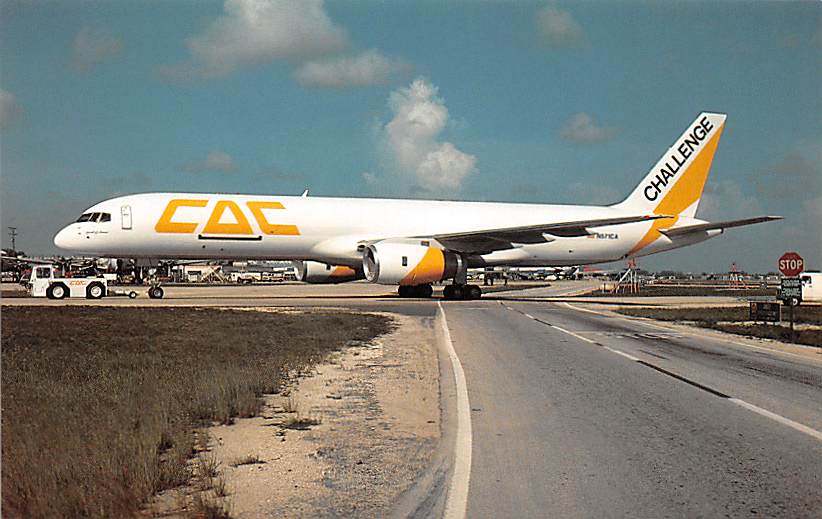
[145,312,440,518]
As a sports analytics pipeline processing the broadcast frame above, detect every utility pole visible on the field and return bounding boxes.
[7,226,18,251]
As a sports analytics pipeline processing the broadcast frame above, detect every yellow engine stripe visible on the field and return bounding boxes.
[330,266,356,278]
[400,248,445,286]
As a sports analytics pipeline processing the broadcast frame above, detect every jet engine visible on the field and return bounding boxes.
[293,261,364,284]
[362,241,461,285]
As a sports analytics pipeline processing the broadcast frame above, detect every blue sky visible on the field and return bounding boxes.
[1,0,820,272]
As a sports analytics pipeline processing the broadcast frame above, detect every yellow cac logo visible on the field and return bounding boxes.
[155,199,300,236]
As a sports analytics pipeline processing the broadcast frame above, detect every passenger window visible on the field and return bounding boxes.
[99,213,111,222]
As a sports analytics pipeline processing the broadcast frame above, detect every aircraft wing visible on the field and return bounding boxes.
[428,214,672,254]
[659,216,782,237]
[0,254,55,266]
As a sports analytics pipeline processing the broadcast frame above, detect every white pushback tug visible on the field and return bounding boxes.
[27,265,140,299]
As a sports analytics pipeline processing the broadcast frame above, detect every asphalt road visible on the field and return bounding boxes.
[444,288,822,518]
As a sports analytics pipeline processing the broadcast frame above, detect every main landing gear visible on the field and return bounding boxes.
[396,283,482,299]
[398,284,434,298]
[443,284,482,300]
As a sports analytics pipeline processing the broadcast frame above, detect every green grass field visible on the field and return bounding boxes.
[1,307,390,518]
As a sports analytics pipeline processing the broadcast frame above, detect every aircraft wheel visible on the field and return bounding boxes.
[398,285,410,297]
[47,283,68,300]
[420,284,433,298]
[451,284,464,300]
[466,284,482,300]
[148,286,164,299]
[86,282,105,299]
[443,285,454,300]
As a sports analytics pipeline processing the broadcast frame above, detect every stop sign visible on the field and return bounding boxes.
[778,251,804,277]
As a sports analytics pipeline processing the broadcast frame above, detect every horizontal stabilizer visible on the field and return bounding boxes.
[659,216,782,237]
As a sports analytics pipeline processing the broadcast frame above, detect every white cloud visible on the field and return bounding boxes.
[699,180,763,220]
[798,196,822,260]
[362,171,379,187]
[182,151,237,174]
[382,78,477,191]
[756,146,822,201]
[295,49,408,88]
[560,113,617,144]
[71,27,123,72]
[0,89,22,130]
[161,0,348,80]
[536,6,586,48]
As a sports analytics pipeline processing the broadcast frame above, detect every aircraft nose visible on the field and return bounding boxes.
[53,225,79,250]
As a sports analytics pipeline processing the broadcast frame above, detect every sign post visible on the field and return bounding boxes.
[778,252,804,342]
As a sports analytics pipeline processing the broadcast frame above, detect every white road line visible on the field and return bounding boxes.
[559,301,613,317]
[505,303,643,360]
[549,323,597,344]
[602,345,641,362]
[728,398,822,442]
[438,302,473,519]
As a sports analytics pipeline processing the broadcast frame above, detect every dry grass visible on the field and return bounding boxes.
[197,453,221,482]
[590,284,777,298]
[212,477,229,498]
[282,415,322,430]
[617,306,822,347]
[230,455,264,467]
[281,396,299,414]
[616,305,822,325]
[191,492,232,519]
[1,306,390,519]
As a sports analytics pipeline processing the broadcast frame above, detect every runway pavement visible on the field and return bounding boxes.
[3,281,821,517]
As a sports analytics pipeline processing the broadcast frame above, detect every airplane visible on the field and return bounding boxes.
[54,112,780,300]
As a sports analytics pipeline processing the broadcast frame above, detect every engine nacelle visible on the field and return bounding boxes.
[294,261,364,284]
[363,241,461,285]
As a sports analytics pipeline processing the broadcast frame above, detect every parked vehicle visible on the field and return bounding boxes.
[800,272,822,303]
[27,265,107,299]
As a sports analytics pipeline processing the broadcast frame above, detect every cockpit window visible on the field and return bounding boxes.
[76,212,111,223]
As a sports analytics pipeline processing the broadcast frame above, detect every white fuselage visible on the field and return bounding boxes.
[53,192,718,268]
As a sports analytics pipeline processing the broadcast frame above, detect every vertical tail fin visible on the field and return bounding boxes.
[616,112,726,218]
